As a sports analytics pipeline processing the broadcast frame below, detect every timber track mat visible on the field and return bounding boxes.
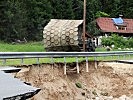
[15,61,133,100]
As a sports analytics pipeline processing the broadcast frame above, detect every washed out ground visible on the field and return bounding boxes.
[16,61,133,100]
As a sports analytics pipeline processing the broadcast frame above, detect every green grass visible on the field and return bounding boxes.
[0,55,133,66]
[0,57,90,66]
[0,41,88,65]
[0,41,133,66]
[1,41,132,52]
[96,47,133,52]
[95,47,106,51]
[0,41,44,52]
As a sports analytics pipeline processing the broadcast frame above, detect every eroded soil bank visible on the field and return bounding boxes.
[16,61,133,100]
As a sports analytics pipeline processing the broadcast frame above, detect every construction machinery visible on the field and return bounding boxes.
[43,19,95,52]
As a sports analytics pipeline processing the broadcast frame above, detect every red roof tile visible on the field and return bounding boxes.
[96,17,133,34]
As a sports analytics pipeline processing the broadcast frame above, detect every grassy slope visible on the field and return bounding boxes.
[0,41,44,52]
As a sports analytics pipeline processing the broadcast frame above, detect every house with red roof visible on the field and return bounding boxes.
[96,17,133,37]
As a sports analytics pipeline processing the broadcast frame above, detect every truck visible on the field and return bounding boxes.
[43,19,95,52]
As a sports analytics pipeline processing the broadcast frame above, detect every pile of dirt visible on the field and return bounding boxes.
[16,62,133,100]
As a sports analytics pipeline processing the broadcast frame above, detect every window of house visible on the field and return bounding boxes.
[116,26,127,30]
[112,18,127,30]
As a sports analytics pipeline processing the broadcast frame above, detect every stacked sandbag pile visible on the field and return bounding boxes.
[43,19,83,51]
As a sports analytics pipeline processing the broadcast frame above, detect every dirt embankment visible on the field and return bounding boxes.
[16,62,133,100]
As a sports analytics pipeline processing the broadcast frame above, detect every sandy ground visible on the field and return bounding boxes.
[16,61,133,100]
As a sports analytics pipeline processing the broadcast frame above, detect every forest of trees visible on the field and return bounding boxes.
[0,0,133,42]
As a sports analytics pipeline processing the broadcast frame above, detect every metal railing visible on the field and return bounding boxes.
[0,51,133,59]
[0,51,133,74]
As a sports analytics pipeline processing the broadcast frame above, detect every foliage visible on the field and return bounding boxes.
[88,11,110,36]
[101,34,133,48]
[0,0,133,42]
[87,21,101,36]
[101,37,114,47]
[24,0,52,41]
[95,11,110,18]
[0,1,27,42]
[128,38,133,47]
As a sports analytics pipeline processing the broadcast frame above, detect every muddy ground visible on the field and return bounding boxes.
[16,61,133,100]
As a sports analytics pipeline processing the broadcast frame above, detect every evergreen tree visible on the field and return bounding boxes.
[0,0,27,42]
[24,0,52,41]
[50,0,74,19]
[0,0,133,42]
[72,0,83,19]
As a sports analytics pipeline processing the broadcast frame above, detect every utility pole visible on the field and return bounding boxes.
[83,0,86,51]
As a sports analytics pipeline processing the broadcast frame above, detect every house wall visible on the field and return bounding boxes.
[95,36,103,47]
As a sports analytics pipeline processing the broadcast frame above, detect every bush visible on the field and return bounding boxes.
[101,34,132,49]
[128,38,133,48]
[101,37,114,47]
[95,11,110,18]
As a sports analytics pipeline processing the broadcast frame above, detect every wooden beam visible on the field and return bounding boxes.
[83,0,86,51]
